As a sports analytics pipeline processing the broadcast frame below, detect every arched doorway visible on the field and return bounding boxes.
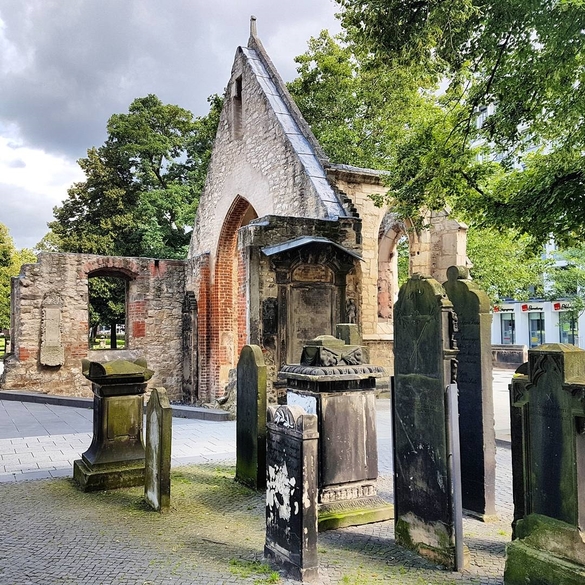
[210,196,258,399]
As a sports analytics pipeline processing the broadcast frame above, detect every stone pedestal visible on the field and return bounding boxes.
[282,335,393,531]
[73,359,153,492]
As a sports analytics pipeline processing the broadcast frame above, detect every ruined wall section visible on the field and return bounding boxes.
[188,44,345,276]
[1,253,185,398]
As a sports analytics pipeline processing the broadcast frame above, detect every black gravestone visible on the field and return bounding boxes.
[236,345,267,489]
[443,265,496,520]
[393,274,467,570]
[265,405,319,583]
[505,344,585,584]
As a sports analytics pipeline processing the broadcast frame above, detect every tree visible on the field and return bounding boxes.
[0,224,36,331]
[287,30,430,170]
[336,0,585,245]
[289,30,547,301]
[50,93,222,259]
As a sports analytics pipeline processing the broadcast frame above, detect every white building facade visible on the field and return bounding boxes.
[491,300,582,349]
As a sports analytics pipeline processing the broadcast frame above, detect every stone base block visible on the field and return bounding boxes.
[73,459,145,492]
[318,496,394,531]
[505,541,585,585]
[464,508,498,523]
[264,544,320,583]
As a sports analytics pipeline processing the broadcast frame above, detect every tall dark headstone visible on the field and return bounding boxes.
[265,405,319,583]
[393,274,467,570]
[505,344,585,584]
[443,265,496,520]
[145,387,172,513]
[73,359,153,492]
[282,335,393,530]
[235,344,267,489]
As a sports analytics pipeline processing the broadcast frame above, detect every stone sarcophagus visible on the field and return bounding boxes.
[281,335,393,531]
[73,358,153,491]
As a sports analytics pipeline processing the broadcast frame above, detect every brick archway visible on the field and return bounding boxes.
[207,196,257,400]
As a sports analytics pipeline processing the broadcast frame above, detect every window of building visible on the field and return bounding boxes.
[559,311,579,345]
[501,313,515,344]
[88,275,127,349]
[528,312,545,348]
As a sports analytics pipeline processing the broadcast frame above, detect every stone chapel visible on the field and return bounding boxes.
[0,19,467,402]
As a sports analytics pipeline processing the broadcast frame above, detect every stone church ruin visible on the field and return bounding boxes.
[1,19,467,402]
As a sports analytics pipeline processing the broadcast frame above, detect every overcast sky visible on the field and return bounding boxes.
[0,0,341,250]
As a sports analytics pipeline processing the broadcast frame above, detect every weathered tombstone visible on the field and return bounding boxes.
[40,292,65,366]
[235,344,267,489]
[265,405,319,582]
[393,274,468,570]
[505,344,585,584]
[145,387,172,512]
[282,335,393,530]
[443,265,496,520]
[73,359,153,491]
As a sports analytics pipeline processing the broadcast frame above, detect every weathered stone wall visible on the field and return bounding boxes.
[1,253,185,398]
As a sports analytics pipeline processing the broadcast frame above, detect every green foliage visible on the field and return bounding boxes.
[336,0,585,245]
[0,224,36,331]
[287,30,430,170]
[228,559,280,584]
[50,93,222,259]
[466,226,547,302]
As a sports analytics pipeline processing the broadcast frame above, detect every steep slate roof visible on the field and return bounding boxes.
[242,19,348,220]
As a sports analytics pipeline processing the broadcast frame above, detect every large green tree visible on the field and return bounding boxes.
[336,0,585,245]
[50,94,222,259]
[288,31,545,299]
[0,224,36,331]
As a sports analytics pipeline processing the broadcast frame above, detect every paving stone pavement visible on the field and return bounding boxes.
[0,371,516,584]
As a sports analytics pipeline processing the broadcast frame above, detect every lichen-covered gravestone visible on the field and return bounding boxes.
[264,405,319,583]
[145,387,172,512]
[235,344,267,489]
[505,344,585,584]
[393,274,467,570]
[443,265,496,521]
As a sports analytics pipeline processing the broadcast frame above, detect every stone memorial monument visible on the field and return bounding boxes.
[393,274,467,570]
[443,265,496,520]
[235,344,267,489]
[282,335,393,530]
[505,344,585,584]
[145,387,172,513]
[265,404,319,583]
[73,358,153,492]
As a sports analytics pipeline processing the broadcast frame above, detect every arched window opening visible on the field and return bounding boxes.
[88,275,128,350]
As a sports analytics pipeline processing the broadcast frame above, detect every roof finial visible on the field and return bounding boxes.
[250,15,257,38]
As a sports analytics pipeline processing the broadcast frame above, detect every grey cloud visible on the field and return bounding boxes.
[7,159,25,168]
[0,0,339,159]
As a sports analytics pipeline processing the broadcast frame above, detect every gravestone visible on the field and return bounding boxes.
[265,405,319,582]
[40,292,65,366]
[145,387,172,513]
[505,344,585,584]
[73,358,153,492]
[443,265,496,520]
[235,345,267,489]
[393,274,467,570]
[282,335,393,530]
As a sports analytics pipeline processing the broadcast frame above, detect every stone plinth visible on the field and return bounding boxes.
[506,344,585,584]
[282,335,393,531]
[73,359,153,492]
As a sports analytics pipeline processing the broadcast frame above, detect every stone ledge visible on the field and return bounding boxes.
[0,390,230,422]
